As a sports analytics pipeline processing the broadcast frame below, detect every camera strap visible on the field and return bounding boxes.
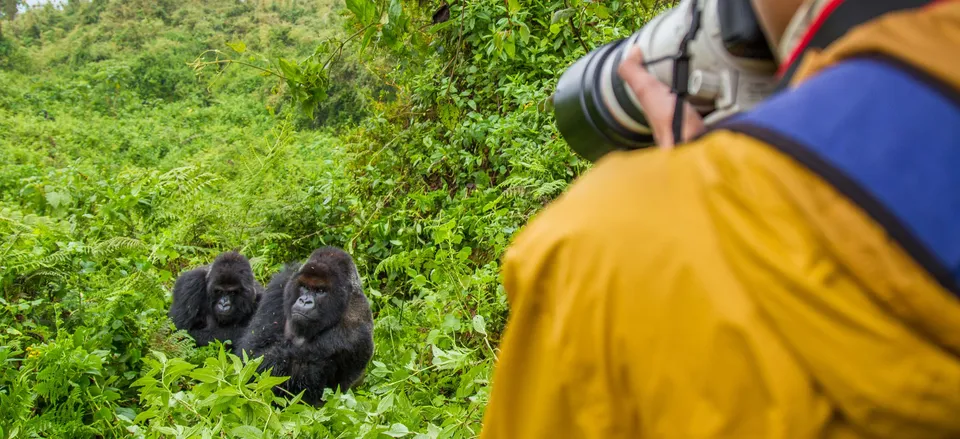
[669,1,703,145]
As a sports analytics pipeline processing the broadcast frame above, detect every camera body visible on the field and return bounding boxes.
[552,0,780,162]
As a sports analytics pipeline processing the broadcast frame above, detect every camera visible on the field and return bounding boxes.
[551,0,780,162]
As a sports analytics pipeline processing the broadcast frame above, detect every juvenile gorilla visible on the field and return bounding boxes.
[169,251,262,347]
[235,246,374,406]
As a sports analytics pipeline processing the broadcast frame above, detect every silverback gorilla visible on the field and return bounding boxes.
[235,246,374,406]
[169,251,263,347]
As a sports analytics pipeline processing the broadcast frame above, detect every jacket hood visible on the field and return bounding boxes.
[778,0,831,62]
[791,1,960,90]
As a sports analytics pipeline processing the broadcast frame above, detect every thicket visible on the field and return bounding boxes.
[0,0,665,437]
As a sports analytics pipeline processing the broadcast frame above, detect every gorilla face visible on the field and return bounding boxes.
[206,252,259,326]
[283,248,350,340]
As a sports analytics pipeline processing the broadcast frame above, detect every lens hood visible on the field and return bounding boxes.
[552,39,656,163]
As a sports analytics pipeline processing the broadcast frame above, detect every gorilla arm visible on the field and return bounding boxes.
[190,318,246,347]
[234,265,297,365]
[168,266,210,332]
[315,290,374,392]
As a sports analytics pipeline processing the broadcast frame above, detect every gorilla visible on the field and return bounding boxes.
[235,246,374,406]
[168,251,263,347]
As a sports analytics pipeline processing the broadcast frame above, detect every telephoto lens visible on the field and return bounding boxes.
[551,1,699,163]
[551,0,778,162]
[552,39,655,163]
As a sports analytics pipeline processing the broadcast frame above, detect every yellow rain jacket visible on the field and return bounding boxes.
[480,3,960,439]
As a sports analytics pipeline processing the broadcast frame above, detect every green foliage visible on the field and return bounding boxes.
[0,0,668,437]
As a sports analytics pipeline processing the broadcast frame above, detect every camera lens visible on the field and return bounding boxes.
[552,39,656,163]
[551,0,697,162]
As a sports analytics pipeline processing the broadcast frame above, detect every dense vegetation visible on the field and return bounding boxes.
[0,0,665,437]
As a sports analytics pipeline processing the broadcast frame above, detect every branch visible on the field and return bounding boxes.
[321,22,378,70]
[444,5,465,94]
[190,50,289,82]
[564,0,589,53]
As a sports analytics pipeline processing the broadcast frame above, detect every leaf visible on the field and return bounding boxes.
[226,41,246,54]
[384,423,411,437]
[189,369,219,384]
[503,33,516,59]
[388,0,403,23]
[253,374,289,392]
[230,426,264,439]
[215,387,241,397]
[412,274,427,287]
[455,363,486,399]
[45,190,71,209]
[360,26,378,53]
[441,313,461,332]
[344,0,363,18]
[551,8,575,24]
[162,359,197,387]
[277,58,301,83]
[549,23,561,34]
[376,392,395,414]
[472,315,487,335]
[431,345,470,371]
[115,406,137,423]
[507,0,520,14]
[345,0,376,25]
[595,4,611,19]
[413,423,443,439]
[133,407,161,424]
[517,22,531,44]
[130,375,157,389]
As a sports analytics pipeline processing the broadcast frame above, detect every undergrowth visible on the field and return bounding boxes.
[0,0,665,437]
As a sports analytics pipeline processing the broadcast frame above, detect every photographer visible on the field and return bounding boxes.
[480,0,960,438]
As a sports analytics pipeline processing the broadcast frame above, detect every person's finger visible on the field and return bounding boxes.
[617,46,708,148]
[617,46,679,147]
[617,47,673,112]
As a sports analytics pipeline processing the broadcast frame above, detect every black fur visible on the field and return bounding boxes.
[235,246,374,406]
[169,251,263,347]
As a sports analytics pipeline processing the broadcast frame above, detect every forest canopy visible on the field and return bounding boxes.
[0,0,665,437]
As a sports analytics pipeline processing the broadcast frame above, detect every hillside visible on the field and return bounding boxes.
[0,0,661,437]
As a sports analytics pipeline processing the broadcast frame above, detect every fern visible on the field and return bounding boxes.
[91,236,147,257]
[533,179,568,198]
[375,250,414,276]
[157,166,222,198]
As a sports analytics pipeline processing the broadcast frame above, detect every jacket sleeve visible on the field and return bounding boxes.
[479,205,629,439]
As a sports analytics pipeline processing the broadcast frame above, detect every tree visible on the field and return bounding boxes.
[3,0,17,22]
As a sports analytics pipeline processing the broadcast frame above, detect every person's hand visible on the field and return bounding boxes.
[617,46,706,149]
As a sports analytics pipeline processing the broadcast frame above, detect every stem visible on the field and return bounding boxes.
[564,0,589,53]
[444,5,465,94]
[200,59,287,81]
[321,22,378,70]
